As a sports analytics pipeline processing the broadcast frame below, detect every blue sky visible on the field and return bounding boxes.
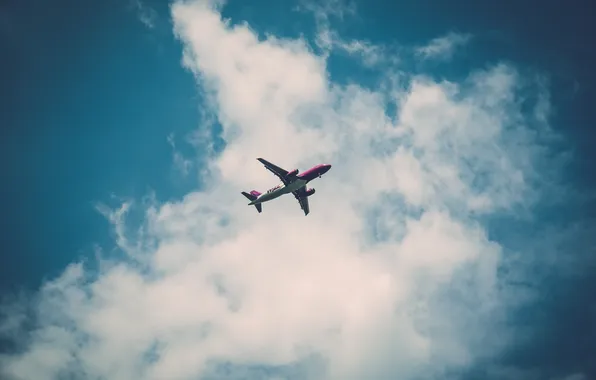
[1,0,595,379]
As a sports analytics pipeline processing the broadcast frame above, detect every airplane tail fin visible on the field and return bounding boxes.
[241,191,262,213]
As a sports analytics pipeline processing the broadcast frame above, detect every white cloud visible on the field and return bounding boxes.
[0,1,561,379]
[416,31,472,61]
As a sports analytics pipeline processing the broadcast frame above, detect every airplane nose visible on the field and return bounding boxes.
[324,164,332,172]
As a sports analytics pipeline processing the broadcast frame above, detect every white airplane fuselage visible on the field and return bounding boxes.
[249,178,308,205]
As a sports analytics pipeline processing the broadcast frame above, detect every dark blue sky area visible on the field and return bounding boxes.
[1,0,595,379]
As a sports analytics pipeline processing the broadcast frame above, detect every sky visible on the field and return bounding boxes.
[1,0,595,379]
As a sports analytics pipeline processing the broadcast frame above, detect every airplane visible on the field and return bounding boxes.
[241,158,332,216]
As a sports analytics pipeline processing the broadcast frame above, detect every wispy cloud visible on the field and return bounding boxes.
[416,31,472,61]
[131,0,157,29]
[0,1,573,380]
[560,374,587,380]
[167,134,193,177]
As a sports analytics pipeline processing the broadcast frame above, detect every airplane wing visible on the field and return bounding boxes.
[292,186,310,216]
[257,158,290,184]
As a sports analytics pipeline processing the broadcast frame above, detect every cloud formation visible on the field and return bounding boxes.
[0,1,567,379]
[416,31,472,61]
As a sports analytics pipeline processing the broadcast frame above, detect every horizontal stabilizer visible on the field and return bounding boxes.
[241,191,262,213]
[241,191,256,201]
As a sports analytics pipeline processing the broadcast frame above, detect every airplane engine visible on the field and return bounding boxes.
[305,188,315,196]
[288,169,299,176]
